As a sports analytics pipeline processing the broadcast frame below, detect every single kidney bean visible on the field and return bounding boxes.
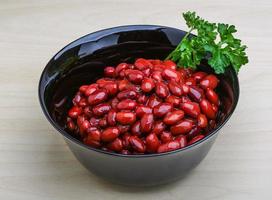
[181,84,189,94]
[104,82,118,96]
[142,67,151,77]
[116,111,136,125]
[163,110,184,125]
[118,79,130,91]
[164,60,177,70]
[192,71,207,82]
[153,103,173,117]
[68,106,82,118]
[180,96,191,103]
[117,124,130,134]
[116,63,129,74]
[150,59,163,65]
[146,133,160,153]
[155,82,169,98]
[98,118,108,128]
[78,98,88,107]
[131,121,142,137]
[122,133,131,150]
[160,131,173,143]
[186,126,201,140]
[117,89,137,100]
[97,78,114,88]
[134,58,152,70]
[89,117,99,126]
[200,74,219,90]
[165,95,181,107]
[117,99,137,110]
[137,94,148,104]
[188,135,205,145]
[157,141,181,153]
[101,127,120,142]
[84,84,98,96]
[72,92,82,105]
[197,114,208,128]
[206,88,219,105]
[135,105,152,118]
[153,64,165,72]
[200,99,216,119]
[151,71,163,82]
[153,121,166,134]
[121,149,131,155]
[107,110,117,126]
[107,138,123,152]
[104,66,116,77]
[147,94,162,108]
[67,120,76,131]
[162,68,180,82]
[129,136,146,153]
[175,135,187,148]
[170,120,193,135]
[92,103,111,116]
[86,129,101,141]
[88,89,108,105]
[140,113,154,133]
[84,138,101,148]
[168,81,183,96]
[188,86,204,102]
[141,78,155,93]
[185,77,196,86]
[125,69,144,84]
[79,85,88,93]
[180,102,200,118]
[110,97,119,110]
[81,120,90,131]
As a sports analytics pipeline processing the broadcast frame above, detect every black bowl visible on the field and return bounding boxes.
[38,25,239,186]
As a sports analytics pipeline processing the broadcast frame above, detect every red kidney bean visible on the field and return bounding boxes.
[147,94,162,108]
[97,78,114,88]
[89,117,99,126]
[180,102,200,118]
[137,94,148,104]
[153,103,173,117]
[206,88,219,105]
[87,129,101,141]
[157,141,181,153]
[78,98,88,107]
[122,133,131,149]
[121,149,131,155]
[153,121,166,134]
[72,92,82,105]
[129,136,146,153]
[135,105,152,118]
[142,67,151,77]
[79,85,88,93]
[117,99,137,110]
[160,131,173,143]
[146,133,160,153]
[186,126,201,140]
[192,71,207,82]
[84,84,98,96]
[140,113,154,133]
[141,78,155,93]
[68,106,82,118]
[92,103,111,116]
[104,66,116,77]
[165,95,181,107]
[131,121,142,136]
[162,68,180,82]
[125,69,144,84]
[185,77,196,86]
[117,89,137,100]
[155,82,169,98]
[107,110,117,126]
[101,127,120,142]
[88,89,108,105]
[151,71,163,82]
[134,58,152,70]
[200,99,216,119]
[116,111,136,125]
[84,138,101,148]
[67,120,76,131]
[168,81,183,96]
[200,74,219,90]
[188,135,205,145]
[116,125,129,135]
[164,60,177,70]
[188,86,204,102]
[98,118,108,128]
[107,138,123,152]
[163,110,184,125]
[197,114,208,128]
[180,96,191,103]
[110,97,119,110]
[116,63,129,74]
[118,79,130,91]
[153,64,165,72]
[170,120,193,135]
[104,82,118,96]
[175,135,187,148]
[150,59,163,65]
[212,104,218,113]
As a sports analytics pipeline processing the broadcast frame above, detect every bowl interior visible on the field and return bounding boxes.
[39,25,239,150]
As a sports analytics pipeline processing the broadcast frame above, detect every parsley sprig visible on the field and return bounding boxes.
[166,11,248,74]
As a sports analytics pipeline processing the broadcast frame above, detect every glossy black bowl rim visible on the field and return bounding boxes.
[38,24,240,158]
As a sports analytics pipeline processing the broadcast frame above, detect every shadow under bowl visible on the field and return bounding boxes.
[38,25,239,186]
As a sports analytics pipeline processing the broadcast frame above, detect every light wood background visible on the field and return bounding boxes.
[0,0,271,199]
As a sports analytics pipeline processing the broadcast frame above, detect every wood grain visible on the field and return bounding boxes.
[0,0,271,199]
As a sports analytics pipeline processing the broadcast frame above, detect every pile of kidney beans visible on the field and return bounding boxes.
[66,58,220,154]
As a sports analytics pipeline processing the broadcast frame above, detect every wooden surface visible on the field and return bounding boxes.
[0,0,271,199]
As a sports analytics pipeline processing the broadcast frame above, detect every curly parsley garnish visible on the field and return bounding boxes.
[166,11,248,74]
